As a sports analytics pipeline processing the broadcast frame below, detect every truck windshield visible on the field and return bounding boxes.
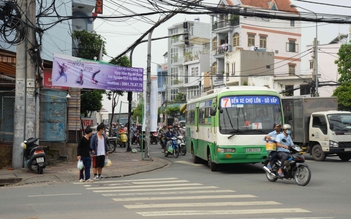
[219,95,282,134]
[327,114,351,134]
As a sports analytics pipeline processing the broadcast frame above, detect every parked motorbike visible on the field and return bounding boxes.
[107,136,117,153]
[177,135,186,156]
[20,138,47,174]
[150,132,158,145]
[263,144,311,186]
[164,136,179,158]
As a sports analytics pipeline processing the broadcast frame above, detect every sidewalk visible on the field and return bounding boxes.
[0,146,170,187]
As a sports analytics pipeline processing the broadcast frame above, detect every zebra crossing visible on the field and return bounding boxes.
[78,177,330,218]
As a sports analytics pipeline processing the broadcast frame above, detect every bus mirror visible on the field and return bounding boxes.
[329,123,334,130]
[210,107,216,116]
[218,106,223,114]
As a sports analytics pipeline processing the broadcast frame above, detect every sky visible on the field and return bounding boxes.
[92,0,351,112]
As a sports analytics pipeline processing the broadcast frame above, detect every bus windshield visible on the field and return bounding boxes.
[219,95,282,134]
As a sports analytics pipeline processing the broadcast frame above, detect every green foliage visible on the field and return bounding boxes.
[174,93,186,102]
[132,102,143,123]
[72,30,106,60]
[165,106,181,118]
[335,43,351,83]
[81,90,104,117]
[110,55,131,67]
[333,83,351,111]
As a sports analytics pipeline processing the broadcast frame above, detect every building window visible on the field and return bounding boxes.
[171,89,178,101]
[248,34,255,46]
[300,84,310,95]
[259,35,267,48]
[290,20,295,27]
[170,47,178,63]
[286,39,298,52]
[288,64,295,76]
[233,33,239,47]
[285,85,294,96]
[191,67,199,76]
[171,67,179,85]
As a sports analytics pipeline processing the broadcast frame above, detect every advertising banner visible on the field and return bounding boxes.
[142,76,158,132]
[52,55,143,92]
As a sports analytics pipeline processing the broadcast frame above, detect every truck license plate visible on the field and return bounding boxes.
[246,148,260,152]
[345,148,351,152]
[36,157,44,163]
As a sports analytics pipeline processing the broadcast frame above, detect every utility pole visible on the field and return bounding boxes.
[143,31,153,160]
[13,0,37,168]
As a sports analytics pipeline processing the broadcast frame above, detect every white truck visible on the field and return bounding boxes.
[282,97,351,161]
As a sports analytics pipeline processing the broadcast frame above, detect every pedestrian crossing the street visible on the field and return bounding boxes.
[77,177,331,218]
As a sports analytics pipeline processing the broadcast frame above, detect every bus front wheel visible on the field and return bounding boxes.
[207,152,217,172]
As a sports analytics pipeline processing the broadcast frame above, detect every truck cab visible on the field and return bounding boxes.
[309,111,351,161]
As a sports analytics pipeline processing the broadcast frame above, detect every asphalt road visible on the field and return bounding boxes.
[0,143,350,219]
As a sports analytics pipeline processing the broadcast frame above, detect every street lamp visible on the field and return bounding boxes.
[290,4,318,97]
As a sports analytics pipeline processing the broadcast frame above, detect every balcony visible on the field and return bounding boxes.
[214,44,232,58]
[212,18,240,33]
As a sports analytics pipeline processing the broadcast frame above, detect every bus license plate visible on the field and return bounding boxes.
[36,157,44,163]
[246,148,260,152]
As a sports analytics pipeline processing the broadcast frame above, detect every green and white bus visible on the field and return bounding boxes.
[185,86,283,171]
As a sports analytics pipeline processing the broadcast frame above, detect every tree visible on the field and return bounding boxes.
[333,43,351,110]
[335,43,351,83]
[132,102,143,124]
[333,83,351,111]
[106,55,131,138]
[165,106,181,118]
[72,30,106,59]
[174,93,186,102]
[81,90,105,117]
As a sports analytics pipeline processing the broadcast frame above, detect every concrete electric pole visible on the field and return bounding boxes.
[13,0,38,168]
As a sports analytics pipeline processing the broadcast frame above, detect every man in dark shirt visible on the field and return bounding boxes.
[77,126,93,182]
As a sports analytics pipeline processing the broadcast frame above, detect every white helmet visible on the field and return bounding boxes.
[283,124,291,130]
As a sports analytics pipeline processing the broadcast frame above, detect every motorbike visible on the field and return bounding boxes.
[164,136,180,158]
[107,136,117,153]
[20,138,47,174]
[150,132,158,145]
[177,135,186,156]
[117,131,128,147]
[263,144,311,186]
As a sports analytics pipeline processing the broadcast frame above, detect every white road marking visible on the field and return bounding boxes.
[174,160,203,166]
[125,201,281,209]
[28,193,82,198]
[112,194,256,201]
[137,208,310,217]
[95,186,218,193]
[102,189,235,196]
[91,177,178,184]
[86,183,202,190]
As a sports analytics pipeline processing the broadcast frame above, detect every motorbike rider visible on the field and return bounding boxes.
[264,123,282,170]
[275,124,294,177]
[164,125,176,147]
[173,124,182,136]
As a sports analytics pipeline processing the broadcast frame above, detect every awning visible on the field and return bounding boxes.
[0,61,16,77]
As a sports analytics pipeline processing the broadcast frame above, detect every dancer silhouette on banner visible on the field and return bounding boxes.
[92,69,101,84]
[55,62,69,83]
[76,69,84,85]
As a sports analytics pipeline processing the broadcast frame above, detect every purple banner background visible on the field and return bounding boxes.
[52,56,143,92]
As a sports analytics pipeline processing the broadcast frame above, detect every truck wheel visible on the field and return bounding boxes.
[338,153,351,161]
[312,144,326,161]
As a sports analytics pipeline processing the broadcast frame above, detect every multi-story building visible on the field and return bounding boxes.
[210,0,312,96]
[167,20,211,101]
